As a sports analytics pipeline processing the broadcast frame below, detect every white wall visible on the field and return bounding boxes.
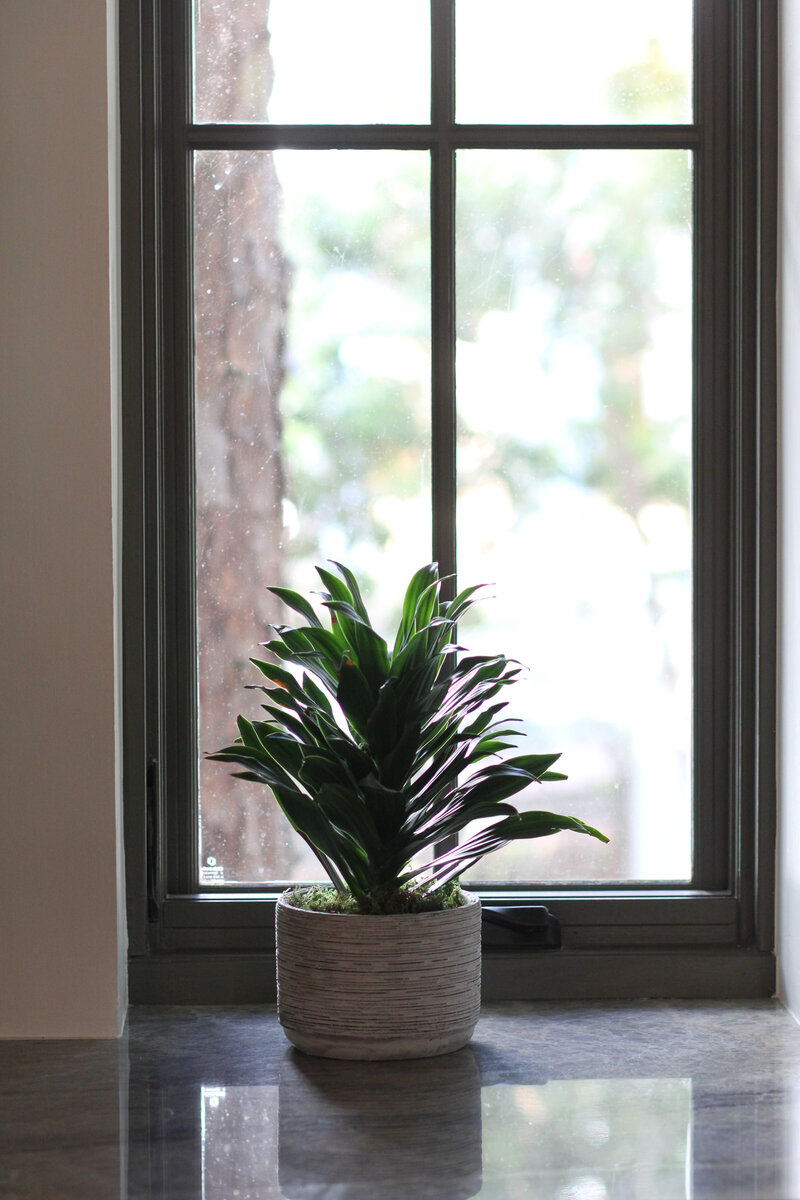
[779,0,800,1017]
[0,0,125,1036]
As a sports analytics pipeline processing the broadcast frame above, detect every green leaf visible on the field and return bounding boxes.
[207,744,294,792]
[275,627,318,657]
[248,659,302,691]
[275,788,360,889]
[266,586,324,628]
[459,702,510,739]
[365,677,400,761]
[419,808,611,888]
[252,727,304,777]
[258,703,311,743]
[470,738,516,756]
[503,752,564,778]
[326,735,374,781]
[336,659,375,733]
[417,797,519,844]
[487,810,609,844]
[359,774,409,845]
[412,578,442,638]
[265,640,329,678]
[324,602,391,688]
[451,763,538,806]
[440,582,487,624]
[392,563,440,656]
[236,715,265,752]
[329,560,372,624]
[301,673,335,716]
[300,626,350,670]
[379,719,422,789]
[298,754,351,791]
[408,738,469,791]
[315,565,356,608]
[390,623,446,683]
[315,783,382,859]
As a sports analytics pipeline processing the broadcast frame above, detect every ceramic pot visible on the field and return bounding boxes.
[276,890,482,1060]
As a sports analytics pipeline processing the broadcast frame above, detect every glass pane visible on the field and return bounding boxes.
[193,0,430,124]
[194,149,431,883]
[457,0,693,125]
[456,149,693,883]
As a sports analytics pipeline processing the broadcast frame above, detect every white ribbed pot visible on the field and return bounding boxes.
[276,891,482,1060]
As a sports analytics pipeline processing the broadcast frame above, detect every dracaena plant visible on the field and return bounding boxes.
[209,562,608,913]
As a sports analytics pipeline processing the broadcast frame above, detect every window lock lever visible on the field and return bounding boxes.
[481,905,561,950]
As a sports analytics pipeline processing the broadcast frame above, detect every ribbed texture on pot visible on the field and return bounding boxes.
[276,891,482,1060]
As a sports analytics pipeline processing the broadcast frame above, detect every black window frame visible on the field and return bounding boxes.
[122,0,777,1002]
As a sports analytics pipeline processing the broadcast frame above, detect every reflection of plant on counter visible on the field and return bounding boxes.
[210,561,608,915]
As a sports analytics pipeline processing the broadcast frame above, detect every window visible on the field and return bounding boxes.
[122,0,777,1001]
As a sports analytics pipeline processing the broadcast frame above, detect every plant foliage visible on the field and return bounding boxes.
[209,562,608,913]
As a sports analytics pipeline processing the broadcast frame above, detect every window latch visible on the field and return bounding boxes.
[481,905,561,950]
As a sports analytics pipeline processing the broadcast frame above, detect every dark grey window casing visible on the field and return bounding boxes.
[121,0,778,1003]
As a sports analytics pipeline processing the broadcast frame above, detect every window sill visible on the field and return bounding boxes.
[128,889,774,1002]
[128,943,775,1005]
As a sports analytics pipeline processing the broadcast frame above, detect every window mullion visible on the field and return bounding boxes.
[691,0,733,892]
[430,0,458,865]
[163,0,198,896]
[430,0,457,590]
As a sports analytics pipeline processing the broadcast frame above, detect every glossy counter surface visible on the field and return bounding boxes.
[2,1000,799,1199]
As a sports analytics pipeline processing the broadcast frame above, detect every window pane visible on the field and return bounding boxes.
[456,149,693,883]
[456,0,693,125]
[193,0,430,125]
[194,149,431,883]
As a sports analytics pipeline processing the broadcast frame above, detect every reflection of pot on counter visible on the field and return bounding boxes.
[279,1046,482,1200]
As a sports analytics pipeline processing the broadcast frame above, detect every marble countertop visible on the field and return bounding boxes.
[2,999,800,1199]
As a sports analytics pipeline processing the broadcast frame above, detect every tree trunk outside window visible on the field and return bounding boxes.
[194,0,294,881]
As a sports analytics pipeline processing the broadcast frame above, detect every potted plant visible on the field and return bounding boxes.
[209,562,607,1059]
